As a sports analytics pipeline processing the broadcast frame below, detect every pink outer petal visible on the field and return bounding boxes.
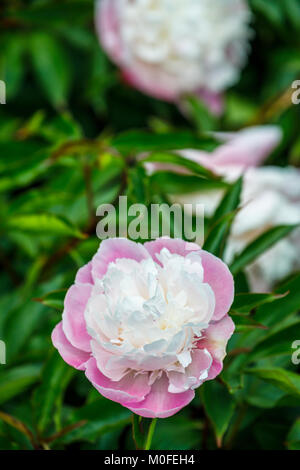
[177,126,282,177]
[125,374,195,419]
[62,283,93,352]
[144,237,200,262]
[201,250,234,321]
[122,68,178,102]
[85,358,151,404]
[91,238,150,281]
[211,126,282,170]
[96,0,123,64]
[51,322,90,371]
[167,349,212,393]
[198,314,235,381]
[75,261,93,285]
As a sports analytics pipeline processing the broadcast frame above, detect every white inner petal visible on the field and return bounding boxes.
[117,0,251,92]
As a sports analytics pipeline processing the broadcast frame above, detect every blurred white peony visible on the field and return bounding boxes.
[96,0,252,112]
[225,166,300,292]
[148,126,300,292]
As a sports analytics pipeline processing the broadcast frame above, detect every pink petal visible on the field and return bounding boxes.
[201,250,234,321]
[145,237,200,263]
[168,349,212,393]
[122,68,178,102]
[62,283,92,352]
[75,261,94,285]
[198,314,235,380]
[125,374,195,418]
[96,0,123,64]
[91,340,129,382]
[186,348,213,385]
[205,360,223,381]
[91,238,150,281]
[51,322,90,371]
[212,126,282,169]
[85,358,151,404]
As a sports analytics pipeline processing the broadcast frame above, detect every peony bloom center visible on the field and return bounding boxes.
[85,248,215,392]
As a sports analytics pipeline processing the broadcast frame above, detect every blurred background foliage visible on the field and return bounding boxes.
[0,0,299,450]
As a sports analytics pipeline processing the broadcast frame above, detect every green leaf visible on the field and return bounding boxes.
[232,315,268,333]
[58,399,131,444]
[151,416,202,450]
[245,368,300,397]
[201,380,235,447]
[250,0,284,31]
[111,130,218,154]
[221,354,246,394]
[4,301,45,361]
[33,352,74,434]
[0,142,50,193]
[8,2,93,26]
[2,36,26,100]
[203,177,242,257]
[150,171,228,195]
[40,113,83,144]
[283,0,300,30]
[5,213,85,239]
[255,272,300,326]
[287,419,300,450]
[132,415,145,450]
[0,411,35,445]
[247,320,300,361]
[0,364,42,405]
[141,152,219,180]
[30,33,72,108]
[34,289,66,311]
[230,225,299,275]
[245,378,287,409]
[231,292,287,314]
[0,141,46,172]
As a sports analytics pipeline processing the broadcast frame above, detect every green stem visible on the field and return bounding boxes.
[144,418,157,450]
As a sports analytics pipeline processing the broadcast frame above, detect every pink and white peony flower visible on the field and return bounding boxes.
[52,237,234,418]
[152,126,300,291]
[96,0,252,113]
